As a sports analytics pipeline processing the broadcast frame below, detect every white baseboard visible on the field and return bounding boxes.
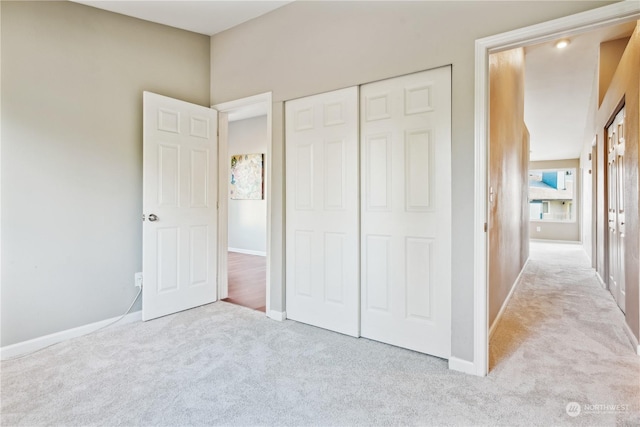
[448,356,479,375]
[0,311,142,360]
[228,248,267,257]
[529,239,581,245]
[267,310,286,321]
[489,259,530,339]
[595,271,607,290]
[621,321,640,356]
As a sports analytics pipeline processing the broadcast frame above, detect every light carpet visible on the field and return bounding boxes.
[1,242,639,426]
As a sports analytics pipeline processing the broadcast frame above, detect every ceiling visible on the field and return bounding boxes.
[74,1,635,158]
[73,1,293,36]
[524,22,635,162]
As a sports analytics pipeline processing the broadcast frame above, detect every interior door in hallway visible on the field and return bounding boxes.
[142,92,218,321]
[285,87,359,337]
[360,67,452,358]
[606,106,625,313]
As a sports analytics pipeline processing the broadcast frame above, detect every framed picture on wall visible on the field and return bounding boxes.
[230,153,264,200]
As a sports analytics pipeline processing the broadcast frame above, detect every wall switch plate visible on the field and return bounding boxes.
[135,272,143,288]
[536,226,541,232]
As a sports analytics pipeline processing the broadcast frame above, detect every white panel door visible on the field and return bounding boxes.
[285,87,359,337]
[360,67,452,358]
[607,106,625,313]
[143,92,218,321]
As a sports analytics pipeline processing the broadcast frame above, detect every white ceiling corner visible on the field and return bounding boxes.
[72,1,294,36]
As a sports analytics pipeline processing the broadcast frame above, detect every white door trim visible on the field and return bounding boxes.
[213,92,274,317]
[473,2,640,377]
[216,111,229,301]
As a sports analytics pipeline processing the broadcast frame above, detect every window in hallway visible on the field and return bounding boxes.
[529,168,576,222]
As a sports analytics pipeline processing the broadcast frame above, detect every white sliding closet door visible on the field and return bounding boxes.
[285,87,360,337]
[360,67,452,358]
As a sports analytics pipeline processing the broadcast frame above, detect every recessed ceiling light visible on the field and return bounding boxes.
[555,39,570,49]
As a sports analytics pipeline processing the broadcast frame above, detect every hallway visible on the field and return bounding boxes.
[490,241,639,418]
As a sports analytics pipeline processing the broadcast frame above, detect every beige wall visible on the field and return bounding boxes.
[529,159,581,242]
[530,221,581,242]
[599,37,631,106]
[0,2,210,346]
[209,0,615,362]
[488,48,530,328]
[596,22,640,342]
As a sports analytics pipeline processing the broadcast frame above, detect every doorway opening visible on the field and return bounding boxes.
[475,3,640,376]
[214,93,273,315]
[224,114,269,312]
[487,21,636,373]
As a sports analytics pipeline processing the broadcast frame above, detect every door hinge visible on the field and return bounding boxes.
[484,222,488,232]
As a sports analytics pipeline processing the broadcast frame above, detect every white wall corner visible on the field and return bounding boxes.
[448,356,479,375]
[0,311,142,361]
[267,310,286,321]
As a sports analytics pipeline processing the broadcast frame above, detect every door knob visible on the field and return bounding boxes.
[148,214,159,222]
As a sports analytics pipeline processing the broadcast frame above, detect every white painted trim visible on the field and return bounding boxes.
[217,112,230,300]
[474,2,640,378]
[448,356,476,375]
[0,311,142,360]
[473,33,489,378]
[214,93,272,113]
[479,2,640,54]
[228,247,267,257]
[489,259,529,339]
[265,99,273,316]
[267,310,286,321]
[214,92,273,315]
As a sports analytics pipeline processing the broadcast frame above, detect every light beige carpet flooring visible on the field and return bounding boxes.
[1,242,639,426]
